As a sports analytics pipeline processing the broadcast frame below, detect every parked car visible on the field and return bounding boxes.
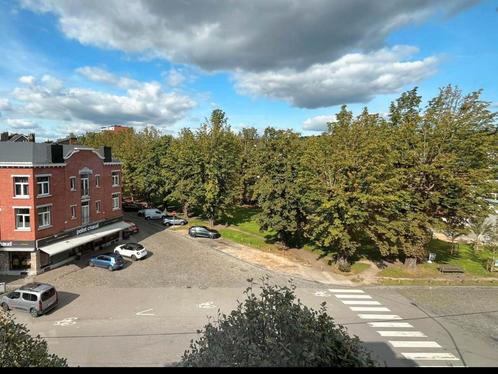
[162,215,188,226]
[89,253,125,271]
[138,208,164,220]
[124,221,139,234]
[122,201,143,212]
[188,226,221,239]
[1,283,58,317]
[114,242,148,261]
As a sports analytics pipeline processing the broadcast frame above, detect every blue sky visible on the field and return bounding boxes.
[0,0,496,140]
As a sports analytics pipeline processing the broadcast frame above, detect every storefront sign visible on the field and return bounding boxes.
[0,240,35,248]
[76,223,100,236]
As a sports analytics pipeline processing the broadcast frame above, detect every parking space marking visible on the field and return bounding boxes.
[136,308,155,316]
[335,294,372,299]
[358,314,402,320]
[198,302,217,309]
[314,290,330,297]
[54,317,78,326]
[350,306,390,312]
[377,331,427,337]
[401,353,460,361]
[368,322,414,328]
[342,300,381,305]
[390,341,442,348]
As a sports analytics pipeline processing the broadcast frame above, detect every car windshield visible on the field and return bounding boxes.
[128,243,144,250]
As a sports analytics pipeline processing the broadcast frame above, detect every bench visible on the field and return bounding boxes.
[438,265,464,273]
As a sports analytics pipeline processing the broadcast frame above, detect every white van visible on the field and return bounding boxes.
[139,208,165,220]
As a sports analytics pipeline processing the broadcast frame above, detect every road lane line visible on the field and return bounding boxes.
[401,353,460,361]
[377,331,427,337]
[335,294,372,299]
[342,300,381,305]
[350,306,391,312]
[358,314,402,320]
[390,341,441,348]
[368,322,413,328]
[329,289,364,293]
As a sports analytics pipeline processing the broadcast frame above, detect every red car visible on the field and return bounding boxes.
[124,221,139,235]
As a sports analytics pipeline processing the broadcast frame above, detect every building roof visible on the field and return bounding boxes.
[0,143,120,166]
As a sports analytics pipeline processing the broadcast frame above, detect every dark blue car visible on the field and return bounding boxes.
[89,253,125,271]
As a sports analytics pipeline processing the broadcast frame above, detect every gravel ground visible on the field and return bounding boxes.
[396,287,498,351]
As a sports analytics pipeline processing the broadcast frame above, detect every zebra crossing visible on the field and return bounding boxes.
[325,288,463,366]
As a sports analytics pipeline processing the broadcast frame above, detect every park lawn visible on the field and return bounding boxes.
[378,239,497,279]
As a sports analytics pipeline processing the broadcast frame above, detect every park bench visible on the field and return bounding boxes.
[438,264,464,274]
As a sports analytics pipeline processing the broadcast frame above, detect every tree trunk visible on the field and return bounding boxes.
[209,217,215,228]
[182,203,189,218]
[404,257,417,268]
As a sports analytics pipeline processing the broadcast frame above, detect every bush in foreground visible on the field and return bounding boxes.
[0,311,67,367]
[181,278,377,367]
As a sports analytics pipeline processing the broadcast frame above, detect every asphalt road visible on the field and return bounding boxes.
[5,214,498,367]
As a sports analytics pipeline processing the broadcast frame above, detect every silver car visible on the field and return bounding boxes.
[1,282,58,317]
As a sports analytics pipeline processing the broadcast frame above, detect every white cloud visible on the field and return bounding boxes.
[21,0,473,72]
[166,69,186,87]
[9,69,196,127]
[0,98,11,111]
[302,115,336,132]
[5,118,40,130]
[235,46,438,108]
[19,75,35,84]
[76,66,141,90]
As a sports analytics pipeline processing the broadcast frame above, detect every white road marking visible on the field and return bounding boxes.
[54,317,78,326]
[342,300,381,305]
[350,306,391,312]
[368,322,413,328]
[329,289,364,293]
[401,353,460,361]
[335,294,372,299]
[314,291,330,297]
[136,308,155,316]
[198,302,217,309]
[390,341,441,348]
[358,314,402,320]
[377,331,427,337]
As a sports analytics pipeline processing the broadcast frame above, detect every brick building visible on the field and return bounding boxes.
[0,142,128,275]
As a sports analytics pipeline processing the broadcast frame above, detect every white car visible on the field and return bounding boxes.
[139,208,164,220]
[114,243,148,261]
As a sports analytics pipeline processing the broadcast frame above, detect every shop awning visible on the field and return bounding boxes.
[39,221,132,256]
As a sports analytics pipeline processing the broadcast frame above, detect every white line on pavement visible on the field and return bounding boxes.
[368,322,414,328]
[358,314,402,320]
[136,309,155,316]
[377,331,427,337]
[335,294,372,299]
[390,341,441,348]
[342,300,381,305]
[350,306,391,312]
[401,353,460,361]
[329,289,364,293]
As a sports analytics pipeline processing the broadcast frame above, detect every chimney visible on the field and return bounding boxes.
[28,133,36,143]
[51,144,64,164]
[1,132,9,141]
[103,146,112,162]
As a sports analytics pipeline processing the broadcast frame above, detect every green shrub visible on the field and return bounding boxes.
[181,277,377,367]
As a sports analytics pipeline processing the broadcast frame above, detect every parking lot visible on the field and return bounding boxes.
[2,213,497,367]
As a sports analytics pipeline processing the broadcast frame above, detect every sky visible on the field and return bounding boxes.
[0,0,496,141]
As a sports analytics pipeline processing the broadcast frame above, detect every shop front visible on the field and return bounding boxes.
[0,240,36,275]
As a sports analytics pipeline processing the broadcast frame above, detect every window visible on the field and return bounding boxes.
[70,176,76,191]
[112,193,120,210]
[22,293,37,302]
[36,176,50,196]
[15,208,30,230]
[95,175,101,188]
[70,205,77,219]
[8,292,20,299]
[41,288,55,301]
[81,201,90,225]
[81,174,89,197]
[13,176,29,197]
[112,171,120,186]
[37,206,51,228]
[96,200,101,213]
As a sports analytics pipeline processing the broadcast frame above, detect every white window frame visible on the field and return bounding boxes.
[95,174,101,188]
[36,174,51,197]
[37,204,52,230]
[70,205,77,220]
[13,175,30,198]
[112,192,120,210]
[69,176,76,191]
[96,200,101,214]
[111,171,120,187]
[81,200,90,225]
[81,174,90,198]
[14,207,31,231]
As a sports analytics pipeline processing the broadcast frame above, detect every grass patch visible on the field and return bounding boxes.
[218,228,271,250]
[350,262,371,275]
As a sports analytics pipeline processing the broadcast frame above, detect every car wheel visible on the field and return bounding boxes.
[108,266,114,271]
[131,255,137,261]
[145,216,150,220]
[30,308,39,318]
[1,303,9,312]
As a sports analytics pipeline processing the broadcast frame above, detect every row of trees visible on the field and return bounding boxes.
[80,86,497,264]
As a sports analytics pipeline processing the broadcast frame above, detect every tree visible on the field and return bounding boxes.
[198,110,242,226]
[469,214,494,252]
[180,278,377,367]
[254,128,306,247]
[0,311,67,367]
[238,127,260,204]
